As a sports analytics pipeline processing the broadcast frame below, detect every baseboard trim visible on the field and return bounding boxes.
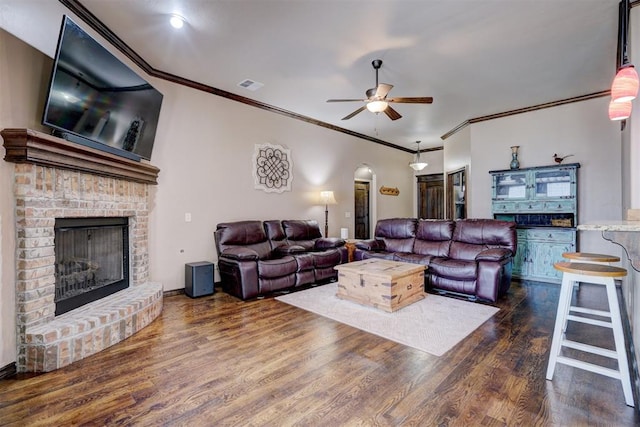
[0,362,17,379]
[163,289,185,297]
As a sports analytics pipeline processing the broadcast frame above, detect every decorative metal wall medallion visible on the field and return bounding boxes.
[253,143,292,193]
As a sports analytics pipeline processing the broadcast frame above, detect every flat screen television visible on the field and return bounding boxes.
[42,16,163,161]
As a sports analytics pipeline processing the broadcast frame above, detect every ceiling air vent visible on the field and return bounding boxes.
[237,79,264,91]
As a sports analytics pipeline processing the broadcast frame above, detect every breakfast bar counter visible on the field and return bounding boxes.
[577,221,640,271]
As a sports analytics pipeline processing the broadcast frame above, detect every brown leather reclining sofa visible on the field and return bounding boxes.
[214,219,346,300]
[354,218,517,302]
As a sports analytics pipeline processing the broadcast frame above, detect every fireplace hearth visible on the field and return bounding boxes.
[54,217,129,315]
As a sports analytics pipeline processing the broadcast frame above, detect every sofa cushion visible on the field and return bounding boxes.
[273,245,306,256]
[373,218,417,253]
[476,248,512,262]
[314,237,345,250]
[453,219,517,253]
[283,219,323,250]
[220,247,259,261]
[313,248,342,268]
[393,252,434,265]
[258,256,298,279]
[264,220,287,249]
[428,258,477,280]
[449,241,485,261]
[361,251,396,260]
[215,220,273,260]
[293,253,315,271]
[416,219,455,241]
[355,239,385,251]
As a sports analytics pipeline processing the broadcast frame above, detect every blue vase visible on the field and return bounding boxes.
[510,146,520,169]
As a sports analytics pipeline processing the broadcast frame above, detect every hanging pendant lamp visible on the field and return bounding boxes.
[609,99,633,120]
[409,141,428,171]
[610,0,638,120]
[612,64,639,103]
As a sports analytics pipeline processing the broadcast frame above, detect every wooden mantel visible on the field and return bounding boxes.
[1,128,160,184]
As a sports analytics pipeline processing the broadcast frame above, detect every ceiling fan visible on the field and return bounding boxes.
[327,59,433,121]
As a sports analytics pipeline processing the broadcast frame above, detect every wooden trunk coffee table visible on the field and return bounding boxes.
[334,258,426,312]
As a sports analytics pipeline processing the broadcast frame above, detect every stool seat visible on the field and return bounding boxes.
[562,252,620,263]
[553,262,627,277]
[547,261,633,407]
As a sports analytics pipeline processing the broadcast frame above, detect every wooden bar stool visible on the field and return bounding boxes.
[562,252,620,264]
[546,261,634,407]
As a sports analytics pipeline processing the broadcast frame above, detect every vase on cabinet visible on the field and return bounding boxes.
[510,146,520,170]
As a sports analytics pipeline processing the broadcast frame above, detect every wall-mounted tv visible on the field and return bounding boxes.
[42,16,163,161]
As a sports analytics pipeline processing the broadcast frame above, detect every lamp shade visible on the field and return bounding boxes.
[409,161,428,171]
[170,14,185,29]
[320,190,337,205]
[611,65,639,103]
[409,141,428,171]
[366,100,388,113]
[609,99,632,121]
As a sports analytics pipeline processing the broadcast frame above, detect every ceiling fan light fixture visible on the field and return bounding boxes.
[409,141,428,171]
[170,14,185,29]
[366,100,388,113]
[609,99,632,121]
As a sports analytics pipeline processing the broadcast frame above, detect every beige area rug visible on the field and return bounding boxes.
[276,283,499,357]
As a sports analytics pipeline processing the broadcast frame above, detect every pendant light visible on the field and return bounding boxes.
[609,99,633,120]
[610,0,638,117]
[612,65,639,103]
[409,141,428,171]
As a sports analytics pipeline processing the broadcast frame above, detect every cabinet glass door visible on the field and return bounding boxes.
[493,172,528,200]
[533,169,573,199]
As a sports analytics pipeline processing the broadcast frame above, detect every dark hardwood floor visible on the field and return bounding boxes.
[1,280,639,426]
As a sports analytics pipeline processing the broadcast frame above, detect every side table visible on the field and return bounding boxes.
[344,239,360,262]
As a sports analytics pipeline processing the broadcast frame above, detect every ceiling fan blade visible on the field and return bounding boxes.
[384,106,402,121]
[342,106,367,120]
[327,98,366,102]
[374,83,393,99]
[387,96,433,104]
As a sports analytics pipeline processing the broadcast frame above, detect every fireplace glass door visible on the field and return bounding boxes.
[54,217,129,315]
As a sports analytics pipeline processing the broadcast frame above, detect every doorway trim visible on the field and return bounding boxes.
[353,164,377,240]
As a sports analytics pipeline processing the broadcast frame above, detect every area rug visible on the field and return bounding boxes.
[275,283,499,356]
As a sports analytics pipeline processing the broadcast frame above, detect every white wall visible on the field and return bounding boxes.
[469,98,623,256]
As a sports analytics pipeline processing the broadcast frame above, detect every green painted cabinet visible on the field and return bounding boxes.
[489,163,579,284]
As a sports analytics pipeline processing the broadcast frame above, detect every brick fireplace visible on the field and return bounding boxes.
[2,128,163,372]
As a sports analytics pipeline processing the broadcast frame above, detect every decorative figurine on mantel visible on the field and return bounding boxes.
[510,146,520,169]
[553,153,574,164]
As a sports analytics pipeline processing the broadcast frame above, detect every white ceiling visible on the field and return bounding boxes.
[78,0,620,152]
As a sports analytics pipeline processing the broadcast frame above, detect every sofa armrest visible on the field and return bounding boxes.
[314,237,345,250]
[274,245,306,256]
[221,247,259,261]
[355,239,385,251]
[476,248,512,262]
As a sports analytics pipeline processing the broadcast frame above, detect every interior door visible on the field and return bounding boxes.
[446,167,467,220]
[354,181,370,239]
[417,174,444,219]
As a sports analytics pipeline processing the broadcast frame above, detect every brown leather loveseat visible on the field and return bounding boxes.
[214,219,346,300]
[354,218,517,302]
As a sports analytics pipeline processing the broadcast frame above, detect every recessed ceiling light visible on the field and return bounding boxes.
[170,14,185,29]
